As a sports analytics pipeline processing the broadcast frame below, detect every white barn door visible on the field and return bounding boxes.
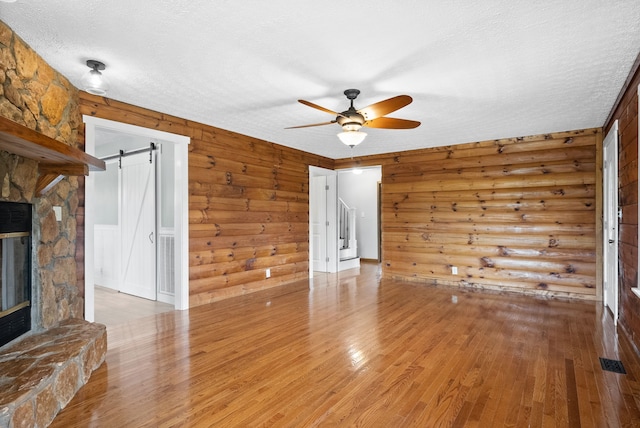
[120,151,157,300]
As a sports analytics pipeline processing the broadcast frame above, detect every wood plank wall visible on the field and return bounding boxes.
[77,90,602,305]
[336,128,601,299]
[605,54,640,352]
[78,93,334,306]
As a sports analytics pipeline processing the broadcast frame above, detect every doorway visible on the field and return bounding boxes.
[603,120,619,324]
[309,165,382,277]
[337,166,382,264]
[83,116,190,322]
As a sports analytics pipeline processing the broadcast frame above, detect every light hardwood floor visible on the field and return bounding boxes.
[94,285,174,327]
[54,264,640,427]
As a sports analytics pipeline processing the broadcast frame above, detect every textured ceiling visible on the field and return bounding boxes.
[1,1,639,159]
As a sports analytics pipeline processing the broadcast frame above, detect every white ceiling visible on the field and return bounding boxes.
[1,1,639,159]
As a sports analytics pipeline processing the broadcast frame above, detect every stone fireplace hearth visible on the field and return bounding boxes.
[0,319,106,427]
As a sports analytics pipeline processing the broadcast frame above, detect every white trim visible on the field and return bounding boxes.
[636,83,640,300]
[84,121,96,321]
[83,116,190,144]
[603,120,619,323]
[83,116,190,319]
[173,134,189,310]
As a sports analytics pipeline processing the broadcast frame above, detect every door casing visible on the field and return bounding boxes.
[603,120,619,323]
[83,116,190,320]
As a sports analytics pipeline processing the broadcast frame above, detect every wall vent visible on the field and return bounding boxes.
[158,233,175,295]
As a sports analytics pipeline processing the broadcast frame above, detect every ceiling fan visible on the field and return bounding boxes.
[286,89,421,147]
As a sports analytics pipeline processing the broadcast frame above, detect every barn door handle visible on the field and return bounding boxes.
[149,232,154,244]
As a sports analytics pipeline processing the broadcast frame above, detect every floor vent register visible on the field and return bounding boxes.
[599,357,626,374]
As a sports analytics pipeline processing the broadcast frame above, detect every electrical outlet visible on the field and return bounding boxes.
[451,266,458,275]
[266,268,271,278]
[53,206,62,222]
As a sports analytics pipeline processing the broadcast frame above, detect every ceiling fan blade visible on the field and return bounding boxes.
[298,100,346,118]
[285,120,336,129]
[358,95,413,121]
[364,117,421,129]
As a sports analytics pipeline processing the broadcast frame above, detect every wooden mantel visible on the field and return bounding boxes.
[0,115,105,195]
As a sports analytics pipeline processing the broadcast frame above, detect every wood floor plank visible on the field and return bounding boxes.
[51,264,640,427]
[573,324,597,427]
[565,358,581,427]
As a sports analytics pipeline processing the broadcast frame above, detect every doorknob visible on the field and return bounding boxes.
[609,239,615,244]
[149,232,154,244]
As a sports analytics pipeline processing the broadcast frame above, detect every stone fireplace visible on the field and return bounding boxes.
[0,19,86,332]
[0,153,106,426]
[0,150,85,335]
[0,19,107,427]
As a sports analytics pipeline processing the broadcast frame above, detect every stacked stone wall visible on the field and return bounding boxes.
[0,19,83,330]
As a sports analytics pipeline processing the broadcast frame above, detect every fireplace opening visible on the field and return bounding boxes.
[0,201,32,348]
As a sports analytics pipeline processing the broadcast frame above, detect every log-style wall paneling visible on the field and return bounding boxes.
[336,128,601,299]
[79,93,334,306]
[80,90,602,303]
[605,52,640,353]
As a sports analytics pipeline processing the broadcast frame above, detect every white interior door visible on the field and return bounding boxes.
[120,151,157,300]
[311,176,328,272]
[603,120,619,323]
[325,174,338,273]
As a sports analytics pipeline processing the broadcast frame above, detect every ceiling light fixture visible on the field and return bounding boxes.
[337,130,367,147]
[81,60,109,96]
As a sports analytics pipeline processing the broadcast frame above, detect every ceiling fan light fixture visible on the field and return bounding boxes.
[337,130,367,148]
[341,122,362,132]
[288,88,419,149]
[81,60,109,96]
